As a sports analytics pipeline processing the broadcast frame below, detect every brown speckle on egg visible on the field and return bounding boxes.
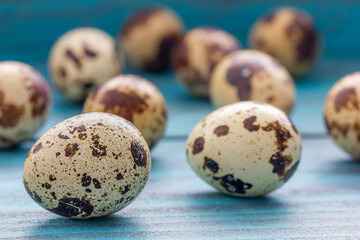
[213,125,229,137]
[192,137,205,155]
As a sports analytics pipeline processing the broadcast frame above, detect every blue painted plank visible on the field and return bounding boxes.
[1,137,360,239]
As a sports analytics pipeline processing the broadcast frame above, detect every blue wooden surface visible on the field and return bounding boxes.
[1,1,360,239]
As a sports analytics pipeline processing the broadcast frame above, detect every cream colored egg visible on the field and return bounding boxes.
[0,61,51,148]
[49,27,122,102]
[23,113,151,219]
[121,7,184,71]
[186,102,301,197]
[171,27,241,97]
[324,72,360,159]
[210,50,295,114]
[83,75,167,149]
[248,8,319,76]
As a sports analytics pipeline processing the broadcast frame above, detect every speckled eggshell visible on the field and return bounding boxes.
[83,75,167,149]
[23,113,151,219]
[186,102,301,197]
[0,61,51,148]
[209,50,295,114]
[121,7,184,71]
[324,72,360,159]
[248,8,319,76]
[171,27,241,97]
[49,27,122,102]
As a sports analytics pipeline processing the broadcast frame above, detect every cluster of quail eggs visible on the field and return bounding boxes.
[2,4,356,220]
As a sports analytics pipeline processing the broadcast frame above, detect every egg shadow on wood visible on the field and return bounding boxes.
[185,190,292,225]
[28,214,144,238]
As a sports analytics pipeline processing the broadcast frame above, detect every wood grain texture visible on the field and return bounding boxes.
[1,137,360,239]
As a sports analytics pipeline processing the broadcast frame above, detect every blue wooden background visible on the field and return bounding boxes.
[1,0,360,239]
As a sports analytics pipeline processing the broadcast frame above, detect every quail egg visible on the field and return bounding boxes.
[171,27,241,97]
[210,50,295,114]
[186,102,301,197]
[121,7,184,71]
[0,61,51,148]
[49,27,122,102]
[23,113,151,219]
[324,72,360,159]
[248,8,319,76]
[84,75,167,149]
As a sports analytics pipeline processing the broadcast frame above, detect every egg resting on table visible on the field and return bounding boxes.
[23,113,151,219]
[83,75,167,149]
[171,27,241,97]
[48,27,122,102]
[248,8,319,76]
[0,61,51,148]
[186,102,301,197]
[121,7,184,71]
[324,72,360,159]
[210,50,295,114]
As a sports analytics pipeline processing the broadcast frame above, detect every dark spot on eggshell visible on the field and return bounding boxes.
[56,152,60,157]
[81,173,91,187]
[85,188,92,193]
[79,133,87,140]
[269,152,293,177]
[116,173,123,180]
[226,61,263,100]
[59,67,67,78]
[65,143,79,157]
[90,134,107,157]
[213,125,229,137]
[243,116,260,132]
[49,175,56,181]
[334,87,358,112]
[325,118,350,137]
[83,44,97,58]
[143,33,180,71]
[51,197,94,218]
[131,141,147,167]
[82,82,94,91]
[44,182,51,189]
[92,178,101,189]
[65,49,82,69]
[262,121,292,150]
[97,89,148,122]
[69,125,86,134]
[203,157,219,173]
[286,15,317,62]
[0,91,25,127]
[58,132,70,139]
[33,142,42,154]
[283,161,300,182]
[122,8,161,36]
[50,192,57,200]
[121,185,130,195]
[192,137,205,155]
[213,174,252,194]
